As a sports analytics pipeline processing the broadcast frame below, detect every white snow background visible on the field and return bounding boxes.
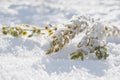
[0,0,120,80]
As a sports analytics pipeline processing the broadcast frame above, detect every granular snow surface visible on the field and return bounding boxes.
[0,0,120,80]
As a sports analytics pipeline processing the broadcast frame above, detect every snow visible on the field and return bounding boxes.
[0,0,120,80]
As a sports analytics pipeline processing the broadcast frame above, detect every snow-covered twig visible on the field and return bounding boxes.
[46,16,95,55]
[0,15,120,60]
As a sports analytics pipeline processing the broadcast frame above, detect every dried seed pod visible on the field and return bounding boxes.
[52,34,57,39]
[61,30,69,36]
[22,31,28,36]
[45,26,49,30]
[28,34,33,38]
[36,29,41,34]
[54,27,57,31]
[10,30,19,37]
[2,26,7,31]
[69,31,75,39]
[86,38,90,46]
[2,31,7,35]
[95,51,103,59]
[105,26,108,31]
[51,35,58,42]
[67,26,71,29]
[94,46,108,59]
[51,40,58,47]
[47,29,53,35]
[69,30,73,34]
[62,36,69,45]
[32,27,37,32]
[16,26,22,30]
[72,25,77,30]
[16,27,23,34]
[71,50,84,60]
[24,24,30,27]
[53,44,60,52]
[46,49,53,55]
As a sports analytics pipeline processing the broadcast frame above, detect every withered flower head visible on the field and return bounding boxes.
[22,31,28,36]
[2,26,7,31]
[45,26,49,30]
[36,29,41,34]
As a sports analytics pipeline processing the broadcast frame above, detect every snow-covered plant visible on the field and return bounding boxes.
[71,22,109,60]
[1,24,58,38]
[2,24,41,37]
[46,16,120,60]
[1,15,120,60]
[46,16,95,55]
[70,22,120,60]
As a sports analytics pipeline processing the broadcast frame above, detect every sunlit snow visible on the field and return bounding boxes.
[0,0,120,80]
